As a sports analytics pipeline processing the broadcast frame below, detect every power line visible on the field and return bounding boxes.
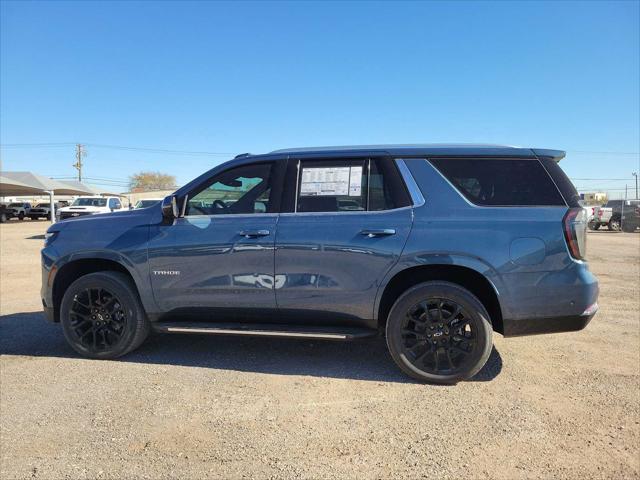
[0,142,234,156]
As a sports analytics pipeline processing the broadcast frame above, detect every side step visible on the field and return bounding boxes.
[151,322,377,341]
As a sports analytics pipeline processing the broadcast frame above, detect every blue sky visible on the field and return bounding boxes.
[1,1,639,196]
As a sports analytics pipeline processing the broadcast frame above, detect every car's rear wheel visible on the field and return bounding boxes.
[386,281,493,384]
[60,271,150,359]
[608,217,621,231]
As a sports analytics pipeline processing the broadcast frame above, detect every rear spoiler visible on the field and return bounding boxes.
[531,149,566,162]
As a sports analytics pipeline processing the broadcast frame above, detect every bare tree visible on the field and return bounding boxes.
[129,171,177,192]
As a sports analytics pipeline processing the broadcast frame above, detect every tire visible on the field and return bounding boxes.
[29,216,38,221]
[386,281,493,384]
[0,213,6,223]
[60,271,150,359]
[18,212,24,220]
[608,217,621,231]
[622,223,637,233]
[588,220,600,230]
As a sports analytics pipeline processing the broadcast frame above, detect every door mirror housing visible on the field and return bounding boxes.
[162,195,180,221]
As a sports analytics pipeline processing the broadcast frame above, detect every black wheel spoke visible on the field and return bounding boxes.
[401,297,477,376]
[67,286,127,352]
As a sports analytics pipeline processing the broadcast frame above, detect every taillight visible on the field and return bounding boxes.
[563,208,587,260]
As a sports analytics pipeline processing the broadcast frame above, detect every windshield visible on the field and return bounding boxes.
[8,203,23,207]
[135,200,161,208]
[36,204,49,208]
[72,198,107,207]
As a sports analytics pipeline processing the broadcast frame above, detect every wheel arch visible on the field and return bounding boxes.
[376,263,504,334]
[51,257,142,323]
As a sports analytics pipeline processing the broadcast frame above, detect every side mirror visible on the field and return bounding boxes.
[162,195,180,221]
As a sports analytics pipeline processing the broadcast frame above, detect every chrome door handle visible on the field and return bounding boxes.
[239,229,270,238]
[360,228,396,237]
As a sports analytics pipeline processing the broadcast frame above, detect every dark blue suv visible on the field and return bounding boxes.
[41,145,598,383]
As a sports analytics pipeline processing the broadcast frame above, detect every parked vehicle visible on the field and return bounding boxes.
[56,196,124,221]
[6,202,32,220]
[592,199,640,231]
[132,198,163,209]
[29,202,55,220]
[0,204,15,223]
[621,203,640,233]
[580,202,598,230]
[41,145,598,383]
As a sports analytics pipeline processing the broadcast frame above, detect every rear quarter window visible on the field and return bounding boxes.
[429,158,566,206]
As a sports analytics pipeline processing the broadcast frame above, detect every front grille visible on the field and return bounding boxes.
[59,211,93,220]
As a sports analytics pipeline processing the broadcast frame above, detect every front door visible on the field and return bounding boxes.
[274,157,414,326]
[148,161,280,314]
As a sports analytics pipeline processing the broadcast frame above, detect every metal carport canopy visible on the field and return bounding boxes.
[0,175,46,196]
[1,172,93,222]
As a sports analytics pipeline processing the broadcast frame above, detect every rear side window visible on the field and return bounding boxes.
[292,158,411,213]
[539,157,581,208]
[429,158,566,206]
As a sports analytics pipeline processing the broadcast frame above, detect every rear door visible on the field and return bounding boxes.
[274,157,413,324]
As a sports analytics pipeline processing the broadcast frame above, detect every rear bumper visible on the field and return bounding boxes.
[503,305,597,337]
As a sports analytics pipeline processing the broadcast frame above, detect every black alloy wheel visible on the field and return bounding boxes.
[60,271,150,359]
[386,281,493,384]
[68,287,127,352]
[401,298,476,374]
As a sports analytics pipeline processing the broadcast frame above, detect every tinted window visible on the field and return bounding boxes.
[293,158,411,213]
[539,157,580,207]
[430,158,565,206]
[108,198,121,209]
[186,163,272,215]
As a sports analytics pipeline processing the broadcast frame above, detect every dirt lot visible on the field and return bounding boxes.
[0,220,638,479]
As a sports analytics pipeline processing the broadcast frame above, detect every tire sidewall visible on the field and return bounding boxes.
[386,281,493,384]
[60,272,143,359]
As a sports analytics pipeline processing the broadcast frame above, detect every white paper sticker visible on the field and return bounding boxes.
[300,167,352,196]
[348,166,362,196]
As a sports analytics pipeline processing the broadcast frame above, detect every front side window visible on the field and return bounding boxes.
[294,158,411,213]
[186,163,273,216]
[108,198,122,209]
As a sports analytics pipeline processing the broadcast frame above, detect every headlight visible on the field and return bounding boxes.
[44,231,58,246]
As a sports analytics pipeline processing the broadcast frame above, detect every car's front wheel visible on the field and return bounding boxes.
[60,271,150,359]
[386,281,493,384]
[18,213,24,220]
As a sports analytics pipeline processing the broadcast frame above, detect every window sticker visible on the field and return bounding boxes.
[300,167,353,196]
[348,166,362,196]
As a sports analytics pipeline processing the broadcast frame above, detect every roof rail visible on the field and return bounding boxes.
[234,153,252,159]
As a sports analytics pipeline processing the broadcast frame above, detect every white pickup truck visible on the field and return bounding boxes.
[591,199,640,231]
[57,196,124,221]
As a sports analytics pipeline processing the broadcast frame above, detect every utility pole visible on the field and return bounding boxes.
[72,144,86,182]
[633,172,638,199]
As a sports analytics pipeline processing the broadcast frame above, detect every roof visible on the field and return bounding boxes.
[266,144,565,161]
[1,172,90,195]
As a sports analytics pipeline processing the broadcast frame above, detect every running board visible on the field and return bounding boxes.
[151,322,377,341]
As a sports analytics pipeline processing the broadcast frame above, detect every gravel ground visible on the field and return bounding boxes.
[1,220,638,479]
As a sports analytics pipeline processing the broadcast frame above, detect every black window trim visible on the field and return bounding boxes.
[280,156,413,215]
[426,156,569,208]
